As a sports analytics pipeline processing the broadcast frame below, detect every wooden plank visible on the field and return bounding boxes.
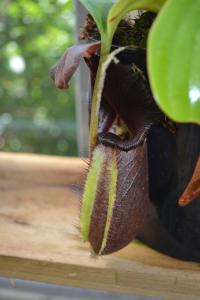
[0,152,200,300]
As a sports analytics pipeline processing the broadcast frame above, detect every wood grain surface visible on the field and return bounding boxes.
[0,152,200,300]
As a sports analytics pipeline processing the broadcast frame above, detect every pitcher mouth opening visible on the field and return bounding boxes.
[84,47,163,153]
[97,112,151,152]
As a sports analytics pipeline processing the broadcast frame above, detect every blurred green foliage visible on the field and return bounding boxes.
[0,0,77,156]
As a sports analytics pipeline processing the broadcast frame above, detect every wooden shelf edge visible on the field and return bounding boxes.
[0,152,200,300]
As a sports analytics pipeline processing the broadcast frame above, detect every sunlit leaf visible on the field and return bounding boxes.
[148,0,200,123]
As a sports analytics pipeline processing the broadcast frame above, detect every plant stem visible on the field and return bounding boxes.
[88,39,112,154]
[89,53,107,153]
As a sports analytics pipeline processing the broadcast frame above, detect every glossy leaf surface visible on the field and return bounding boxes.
[148,0,200,123]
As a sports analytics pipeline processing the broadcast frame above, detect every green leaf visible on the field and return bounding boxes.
[79,0,116,37]
[107,0,166,48]
[148,0,200,123]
